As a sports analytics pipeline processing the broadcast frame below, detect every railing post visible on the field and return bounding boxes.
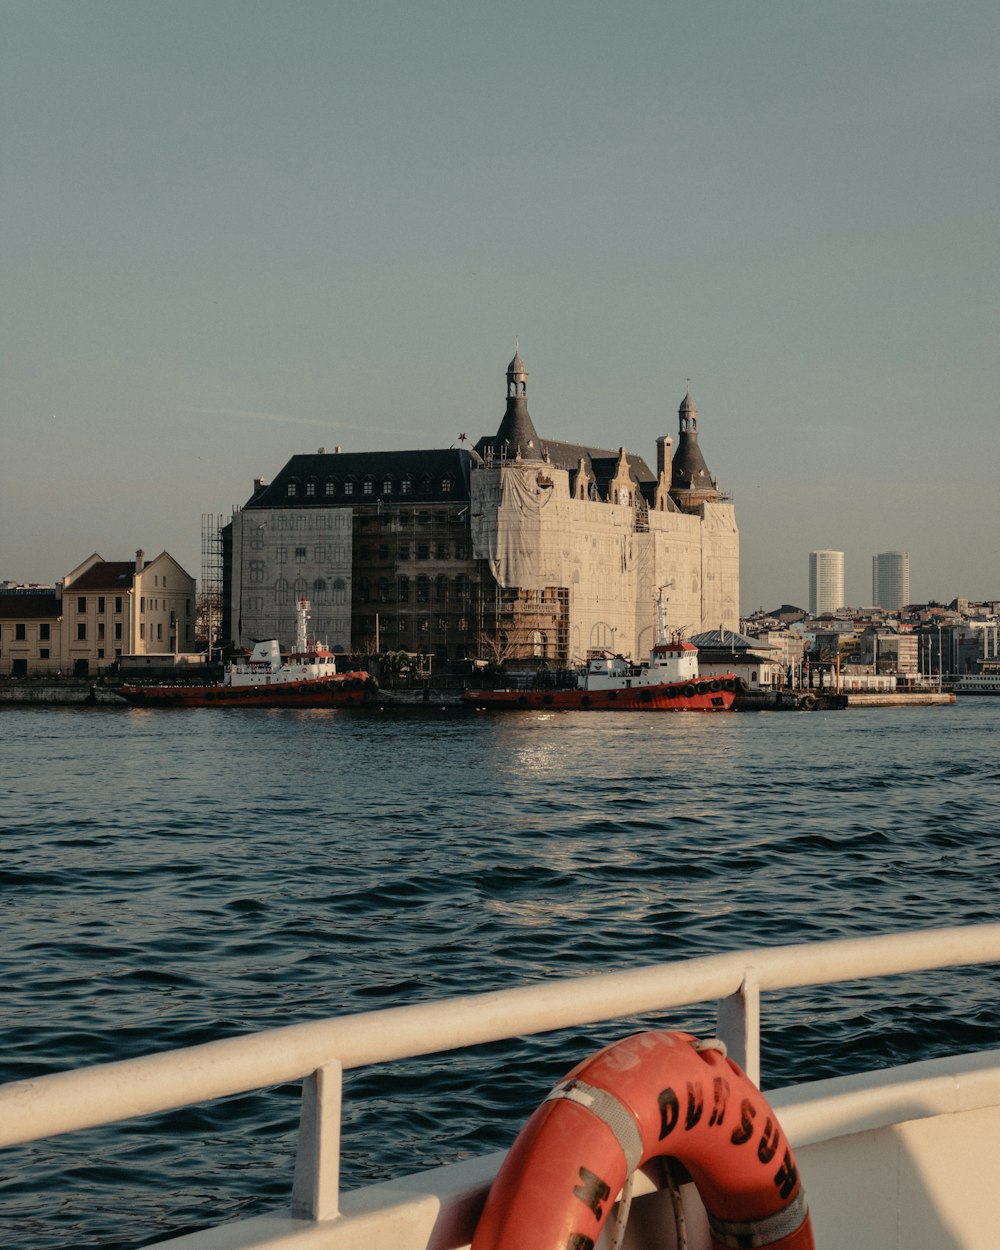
[291,1060,343,1221]
[716,969,760,1087]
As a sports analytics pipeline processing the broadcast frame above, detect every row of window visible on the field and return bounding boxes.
[261,545,350,563]
[72,595,192,615]
[357,510,465,528]
[75,622,124,642]
[0,623,51,642]
[263,582,348,606]
[287,476,454,498]
[357,616,470,634]
[75,595,124,614]
[359,541,468,562]
[140,598,190,614]
[357,575,471,604]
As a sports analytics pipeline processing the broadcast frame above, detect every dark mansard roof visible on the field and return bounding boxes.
[242,447,475,509]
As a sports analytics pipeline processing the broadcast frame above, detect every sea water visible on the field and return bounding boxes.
[2,700,999,1248]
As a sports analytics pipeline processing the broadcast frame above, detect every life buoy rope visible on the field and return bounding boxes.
[472,1030,814,1250]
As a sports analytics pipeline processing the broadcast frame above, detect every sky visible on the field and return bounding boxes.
[2,1,997,613]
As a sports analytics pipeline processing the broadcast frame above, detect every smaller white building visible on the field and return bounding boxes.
[689,629,785,690]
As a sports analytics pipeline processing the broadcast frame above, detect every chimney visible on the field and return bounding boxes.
[253,477,267,492]
[135,549,145,573]
[656,435,673,478]
[317,447,326,454]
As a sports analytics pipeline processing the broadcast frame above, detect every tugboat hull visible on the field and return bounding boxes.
[463,677,737,711]
[119,674,377,708]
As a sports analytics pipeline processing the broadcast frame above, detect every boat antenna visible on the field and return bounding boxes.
[657,582,675,644]
[296,598,311,654]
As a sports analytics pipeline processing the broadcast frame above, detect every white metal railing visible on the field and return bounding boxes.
[2,925,1000,1223]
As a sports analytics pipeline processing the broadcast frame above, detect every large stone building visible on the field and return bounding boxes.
[225,449,476,664]
[223,351,739,669]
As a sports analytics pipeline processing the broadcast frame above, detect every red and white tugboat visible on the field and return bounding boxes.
[118,599,377,708]
[464,594,737,712]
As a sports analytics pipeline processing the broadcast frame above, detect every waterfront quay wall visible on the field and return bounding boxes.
[0,681,124,706]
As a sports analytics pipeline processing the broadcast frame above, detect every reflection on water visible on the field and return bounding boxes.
[2,701,1000,1249]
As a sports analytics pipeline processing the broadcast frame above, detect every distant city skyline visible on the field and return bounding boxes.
[2,3,998,612]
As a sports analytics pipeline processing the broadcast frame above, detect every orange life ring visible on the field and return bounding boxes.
[472,1030,813,1250]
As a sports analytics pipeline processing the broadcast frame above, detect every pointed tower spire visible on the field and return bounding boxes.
[481,344,541,461]
[669,388,720,512]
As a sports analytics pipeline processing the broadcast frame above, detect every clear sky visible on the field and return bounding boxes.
[3,1,997,613]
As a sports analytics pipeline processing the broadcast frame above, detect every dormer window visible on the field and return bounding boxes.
[363,478,374,496]
[441,477,452,493]
[325,479,336,496]
[287,482,298,497]
[343,479,354,496]
[306,481,316,496]
[401,477,413,495]
[382,477,393,495]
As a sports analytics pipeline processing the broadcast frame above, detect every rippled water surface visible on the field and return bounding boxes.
[3,700,1000,1248]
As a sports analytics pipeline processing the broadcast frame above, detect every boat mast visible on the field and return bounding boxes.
[656,582,674,644]
[295,598,311,653]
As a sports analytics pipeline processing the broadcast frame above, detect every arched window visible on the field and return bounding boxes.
[343,479,355,496]
[325,479,336,496]
[332,578,347,605]
[398,575,410,602]
[382,477,393,495]
[275,578,291,606]
[287,482,298,497]
[416,576,429,603]
[313,578,328,604]
[401,477,413,495]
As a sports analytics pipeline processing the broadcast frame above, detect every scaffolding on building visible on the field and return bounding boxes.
[200,514,225,658]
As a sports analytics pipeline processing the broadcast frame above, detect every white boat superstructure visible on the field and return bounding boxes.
[3,926,1000,1249]
[580,639,701,691]
[227,598,338,687]
[580,587,710,691]
[952,672,1000,696]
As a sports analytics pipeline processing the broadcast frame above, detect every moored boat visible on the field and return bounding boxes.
[118,599,377,708]
[3,925,1000,1249]
[951,671,1000,696]
[465,594,738,711]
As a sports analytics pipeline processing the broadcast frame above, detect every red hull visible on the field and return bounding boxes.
[463,677,737,712]
[118,673,376,708]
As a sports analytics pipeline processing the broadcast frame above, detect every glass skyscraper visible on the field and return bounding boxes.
[872,551,910,610]
[809,550,845,615]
